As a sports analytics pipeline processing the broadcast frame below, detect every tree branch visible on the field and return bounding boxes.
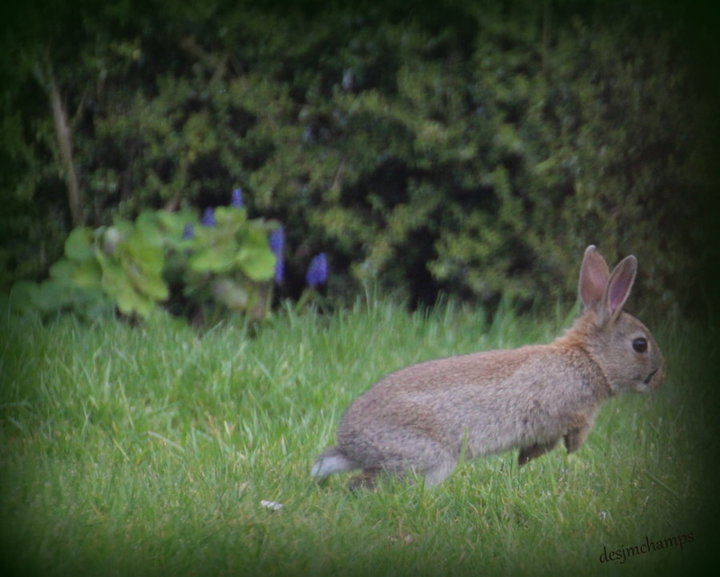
[37,53,85,227]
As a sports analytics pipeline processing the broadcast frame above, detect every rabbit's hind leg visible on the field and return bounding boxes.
[345,431,458,489]
[388,436,458,486]
[421,450,458,486]
[347,454,456,491]
[347,468,381,491]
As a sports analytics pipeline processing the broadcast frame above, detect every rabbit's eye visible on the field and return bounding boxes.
[632,337,648,353]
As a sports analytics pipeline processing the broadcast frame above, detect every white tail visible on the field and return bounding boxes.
[311,446,357,478]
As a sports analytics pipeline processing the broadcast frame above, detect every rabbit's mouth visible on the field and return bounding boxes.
[643,368,659,386]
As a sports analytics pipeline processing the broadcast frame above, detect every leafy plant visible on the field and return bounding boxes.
[9,192,281,321]
[179,203,277,319]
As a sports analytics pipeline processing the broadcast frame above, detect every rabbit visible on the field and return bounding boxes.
[311,245,665,490]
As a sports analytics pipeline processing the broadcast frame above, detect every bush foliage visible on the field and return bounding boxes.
[1,0,716,315]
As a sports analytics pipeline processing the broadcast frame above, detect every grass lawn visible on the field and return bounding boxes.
[0,298,716,576]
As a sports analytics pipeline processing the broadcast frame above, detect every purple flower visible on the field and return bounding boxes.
[201,207,216,227]
[305,253,328,288]
[182,223,194,239]
[230,188,244,208]
[269,226,285,284]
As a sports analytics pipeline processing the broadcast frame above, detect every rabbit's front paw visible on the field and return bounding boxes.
[563,424,592,453]
[518,439,560,465]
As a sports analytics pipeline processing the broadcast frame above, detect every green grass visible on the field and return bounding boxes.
[0,298,715,577]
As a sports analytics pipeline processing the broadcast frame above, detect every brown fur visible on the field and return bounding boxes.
[311,246,665,489]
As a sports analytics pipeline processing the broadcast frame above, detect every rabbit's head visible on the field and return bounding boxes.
[572,245,665,394]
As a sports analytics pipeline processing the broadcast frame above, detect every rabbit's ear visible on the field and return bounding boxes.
[579,245,610,311]
[602,255,637,322]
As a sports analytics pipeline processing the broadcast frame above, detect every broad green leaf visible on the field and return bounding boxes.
[244,228,270,249]
[49,259,77,284]
[102,262,154,317]
[71,259,103,289]
[215,206,247,228]
[236,247,276,281]
[65,227,95,261]
[135,211,165,247]
[33,279,71,311]
[188,244,237,273]
[116,285,154,317]
[122,232,165,273]
[124,260,169,301]
[51,258,102,290]
[97,249,155,317]
[156,209,196,236]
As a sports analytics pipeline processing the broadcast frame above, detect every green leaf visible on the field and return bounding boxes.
[156,209,196,237]
[124,260,169,301]
[116,286,154,317]
[33,279,72,311]
[49,259,76,284]
[188,244,237,273]
[96,249,156,317]
[215,206,247,227]
[104,263,154,317]
[65,227,95,261]
[50,258,102,290]
[101,228,170,302]
[72,260,103,289]
[236,248,276,281]
[234,226,275,281]
[135,211,165,247]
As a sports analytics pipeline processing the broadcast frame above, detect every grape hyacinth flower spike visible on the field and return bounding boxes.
[201,207,217,227]
[269,226,285,284]
[182,223,194,240]
[231,188,244,208]
[306,253,328,288]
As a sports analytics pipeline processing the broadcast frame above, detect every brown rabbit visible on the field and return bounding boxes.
[311,246,665,489]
